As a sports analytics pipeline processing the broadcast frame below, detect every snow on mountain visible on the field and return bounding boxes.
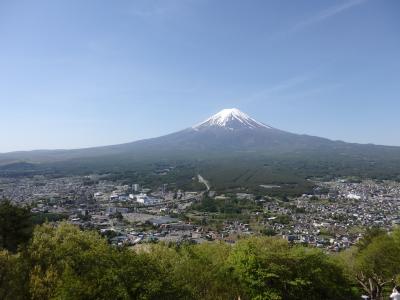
[193,108,272,130]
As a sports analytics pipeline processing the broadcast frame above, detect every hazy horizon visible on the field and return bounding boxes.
[1,0,399,152]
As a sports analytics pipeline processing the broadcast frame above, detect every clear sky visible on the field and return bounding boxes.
[0,0,399,152]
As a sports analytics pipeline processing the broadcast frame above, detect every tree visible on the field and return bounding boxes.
[228,237,355,300]
[261,227,277,236]
[0,250,17,299]
[356,227,386,251]
[24,222,181,300]
[339,229,400,300]
[354,231,400,300]
[0,200,33,252]
[148,242,239,300]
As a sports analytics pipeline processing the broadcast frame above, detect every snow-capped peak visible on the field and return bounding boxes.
[193,108,272,130]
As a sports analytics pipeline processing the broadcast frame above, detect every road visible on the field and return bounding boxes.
[198,174,211,191]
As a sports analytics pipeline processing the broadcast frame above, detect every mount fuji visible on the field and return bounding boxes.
[0,108,330,160]
[193,108,272,130]
[1,108,400,189]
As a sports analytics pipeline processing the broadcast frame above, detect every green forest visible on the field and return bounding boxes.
[1,201,399,300]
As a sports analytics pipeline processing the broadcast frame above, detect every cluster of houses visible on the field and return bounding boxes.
[262,179,400,250]
[1,174,399,252]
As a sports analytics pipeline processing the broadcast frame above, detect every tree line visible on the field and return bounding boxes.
[0,200,399,300]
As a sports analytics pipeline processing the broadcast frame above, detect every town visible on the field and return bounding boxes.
[1,174,399,252]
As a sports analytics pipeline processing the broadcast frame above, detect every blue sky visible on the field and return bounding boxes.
[0,0,399,152]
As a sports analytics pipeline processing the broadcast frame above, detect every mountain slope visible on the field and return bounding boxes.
[1,108,400,189]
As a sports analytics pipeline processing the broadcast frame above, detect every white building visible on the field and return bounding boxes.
[135,193,157,205]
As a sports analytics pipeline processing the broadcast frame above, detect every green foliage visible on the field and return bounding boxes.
[355,231,400,295]
[194,196,218,212]
[0,200,33,252]
[5,222,398,300]
[30,212,68,225]
[24,223,180,300]
[149,242,240,299]
[193,195,259,218]
[355,226,386,251]
[229,237,355,300]
[339,228,400,299]
[261,227,277,236]
[0,250,28,300]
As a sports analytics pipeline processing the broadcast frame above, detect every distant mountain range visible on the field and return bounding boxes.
[1,108,400,191]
